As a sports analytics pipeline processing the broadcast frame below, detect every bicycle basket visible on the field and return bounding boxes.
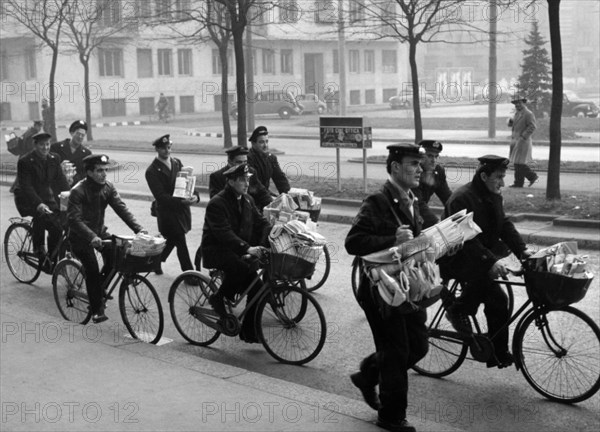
[269,252,316,281]
[115,242,162,274]
[524,270,593,308]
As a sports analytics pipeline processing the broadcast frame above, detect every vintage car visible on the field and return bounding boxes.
[563,90,599,118]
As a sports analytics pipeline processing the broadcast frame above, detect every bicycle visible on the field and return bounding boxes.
[412,264,600,404]
[4,214,71,284]
[169,250,327,365]
[52,235,165,344]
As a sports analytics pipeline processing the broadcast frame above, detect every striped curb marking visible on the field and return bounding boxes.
[1,120,147,132]
[186,130,224,138]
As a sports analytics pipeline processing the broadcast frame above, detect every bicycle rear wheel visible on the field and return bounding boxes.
[52,258,91,324]
[4,223,42,284]
[514,306,600,403]
[119,274,164,344]
[257,284,326,365]
[169,271,221,346]
[303,244,330,292]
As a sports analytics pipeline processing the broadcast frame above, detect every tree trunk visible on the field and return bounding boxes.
[408,41,422,143]
[546,0,562,200]
[83,59,93,141]
[47,47,59,142]
[245,24,255,133]
[232,23,246,147]
[488,0,497,138]
[219,45,233,148]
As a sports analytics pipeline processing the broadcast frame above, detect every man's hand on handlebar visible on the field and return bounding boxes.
[488,260,508,278]
[90,236,104,250]
[247,246,268,258]
[36,203,53,215]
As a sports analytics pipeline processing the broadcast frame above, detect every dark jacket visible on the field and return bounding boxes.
[412,164,452,228]
[50,139,92,184]
[439,173,526,281]
[145,157,196,237]
[209,164,272,210]
[346,180,423,257]
[15,150,70,217]
[201,185,271,268]
[67,177,143,244]
[247,148,290,194]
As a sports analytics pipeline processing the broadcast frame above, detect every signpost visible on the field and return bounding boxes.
[319,117,371,192]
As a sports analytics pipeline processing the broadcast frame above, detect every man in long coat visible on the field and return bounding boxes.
[508,97,538,187]
[145,134,199,272]
[246,126,290,195]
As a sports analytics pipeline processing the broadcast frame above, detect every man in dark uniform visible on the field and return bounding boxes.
[145,134,199,273]
[440,155,532,368]
[345,143,428,432]
[15,131,70,265]
[209,145,272,210]
[412,139,452,228]
[68,154,146,323]
[246,126,290,195]
[202,163,271,343]
[50,120,92,185]
[9,120,44,193]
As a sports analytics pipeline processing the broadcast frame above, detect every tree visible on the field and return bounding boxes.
[515,20,552,117]
[3,0,70,141]
[62,0,133,141]
[546,0,562,200]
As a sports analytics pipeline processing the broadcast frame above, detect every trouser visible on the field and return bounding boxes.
[454,277,510,355]
[72,243,112,315]
[161,232,193,271]
[31,212,62,257]
[356,280,429,421]
[513,164,538,187]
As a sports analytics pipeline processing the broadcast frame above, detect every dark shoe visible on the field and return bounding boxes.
[350,372,381,411]
[239,330,259,344]
[376,417,416,432]
[487,351,514,369]
[92,313,108,324]
[528,175,539,187]
[208,294,227,320]
[445,309,471,333]
[155,267,163,275]
[508,184,523,188]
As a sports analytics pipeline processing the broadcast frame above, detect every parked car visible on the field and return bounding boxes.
[389,91,434,109]
[562,90,599,118]
[231,91,301,120]
[295,93,326,114]
[472,92,512,104]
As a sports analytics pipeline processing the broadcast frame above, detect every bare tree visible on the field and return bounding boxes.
[546,0,562,200]
[3,0,70,141]
[62,0,133,141]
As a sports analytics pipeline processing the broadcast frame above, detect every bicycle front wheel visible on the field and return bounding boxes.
[303,244,330,292]
[119,274,164,345]
[4,223,42,284]
[257,284,326,365]
[514,306,600,403]
[169,271,221,346]
[52,258,91,324]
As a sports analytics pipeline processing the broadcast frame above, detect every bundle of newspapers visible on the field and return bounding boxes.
[269,219,326,264]
[126,233,167,257]
[264,193,319,230]
[528,241,592,279]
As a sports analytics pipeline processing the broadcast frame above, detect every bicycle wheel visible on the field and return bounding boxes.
[52,258,91,324]
[303,244,330,292]
[119,274,164,345]
[4,223,42,283]
[257,284,326,365]
[169,271,221,346]
[514,306,600,403]
[270,279,309,322]
[412,289,469,377]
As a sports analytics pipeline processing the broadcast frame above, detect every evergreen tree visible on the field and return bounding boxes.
[516,21,552,117]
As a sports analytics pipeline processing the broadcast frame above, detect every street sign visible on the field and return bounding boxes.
[319,117,372,149]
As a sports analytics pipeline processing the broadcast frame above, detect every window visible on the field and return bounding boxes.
[364,50,374,73]
[348,1,365,22]
[383,88,397,101]
[262,49,275,74]
[382,50,397,73]
[25,48,36,79]
[139,97,155,115]
[0,50,8,81]
[98,48,123,77]
[349,90,361,105]
[365,89,375,104]
[155,0,171,18]
[137,49,153,78]
[174,0,191,19]
[137,0,151,17]
[177,49,193,75]
[280,0,299,23]
[332,49,339,74]
[281,49,293,74]
[212,49,233,75]
[99,0,122,27]
[0,102,12,121]
[314,0,336,23]
[349,50,359,73]
[180,95,194,113]
[101,98,126,117]
[157,49,172,76]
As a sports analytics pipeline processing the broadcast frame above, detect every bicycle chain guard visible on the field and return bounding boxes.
[469,334,494,362]
[221,314,241,337]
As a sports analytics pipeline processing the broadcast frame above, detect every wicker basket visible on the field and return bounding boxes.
[115,243,162,274]
[524,270,593,308]
[270,252,316,281]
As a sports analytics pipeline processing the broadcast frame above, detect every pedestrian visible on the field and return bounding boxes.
[412,139,452,228]
[246,126,290,195]
[439,155,533,368]
[50,120,92,185]
[345,143,428,432]
[508,97,538,187]
[68,154,147,323]
[8,120,44,193]
[156,93,169,121]
[209,145,272,210]
[145,134,199,273]
[14,131,70,269]
[202,163,271,343]
[41,99,51,134]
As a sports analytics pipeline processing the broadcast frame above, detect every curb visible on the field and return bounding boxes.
[1,121,149,132]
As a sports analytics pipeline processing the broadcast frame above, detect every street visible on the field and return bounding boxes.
[1,185,598,432]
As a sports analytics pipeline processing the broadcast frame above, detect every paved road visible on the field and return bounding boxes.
[1,185,598,432]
